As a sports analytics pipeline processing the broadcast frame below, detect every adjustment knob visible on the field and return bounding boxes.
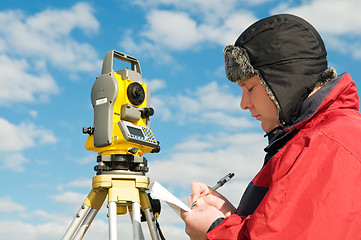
[151,142,161,153]
[83,126,94,135]
[142,108,154,118]
[128,148,139,154]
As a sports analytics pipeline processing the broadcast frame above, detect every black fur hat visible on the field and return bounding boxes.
[224,14,336,126]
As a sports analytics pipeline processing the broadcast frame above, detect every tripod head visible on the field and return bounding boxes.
[83,50,160,173]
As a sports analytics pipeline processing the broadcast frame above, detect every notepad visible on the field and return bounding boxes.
[149,181,191,217]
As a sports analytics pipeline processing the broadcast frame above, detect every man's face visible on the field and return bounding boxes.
[238,75,280,133]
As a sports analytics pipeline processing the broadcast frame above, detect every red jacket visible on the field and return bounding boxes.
[208,73,361,239]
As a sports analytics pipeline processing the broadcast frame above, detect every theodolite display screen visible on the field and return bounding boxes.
[117,120,158,148]
[127,126,145,138]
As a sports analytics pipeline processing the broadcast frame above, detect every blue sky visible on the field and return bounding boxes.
[1,0,361,239]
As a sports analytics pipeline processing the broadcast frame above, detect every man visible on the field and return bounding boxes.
[181,14,361,239]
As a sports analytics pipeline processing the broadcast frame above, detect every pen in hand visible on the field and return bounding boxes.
[191,173,235,208]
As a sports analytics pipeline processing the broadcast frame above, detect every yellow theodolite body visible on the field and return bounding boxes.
[84,51,158,157]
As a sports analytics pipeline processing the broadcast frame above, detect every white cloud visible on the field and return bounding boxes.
[26,2,99,36]
[120,7,257,64]
[68,153,96,165]
[57,177,92,191]
[0,153,30,172]
[0,218,110,240]
[29,110,38,118]
[174,139,213,152]
[0,220,63,240]
[141,9,257,50]
[200,111,255,129]
[0,196,26,213]
[0,212,167,240]
[0,117,56,172]
[143,10,201,51]
[0,54,59,105]
[152,81,255,129]
[0,3,102,105]
[132,0,237,17]
[151,96,172,121]
[144,78,167,93]
[214,11,259,45]
[0,118,57,153]
[120,31,174,65]
[131,0,268,22]
[0,2,101,73]
[190,81,240,112]
[50,191,87,205]
[65,177,92,188]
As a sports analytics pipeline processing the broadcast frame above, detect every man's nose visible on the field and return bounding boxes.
[240,91,253,110]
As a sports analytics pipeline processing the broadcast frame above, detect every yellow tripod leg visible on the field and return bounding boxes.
[140,191,160,240]
[62,187,107,240]
[84,187,108,210]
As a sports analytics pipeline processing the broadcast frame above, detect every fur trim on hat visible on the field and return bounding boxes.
[224,45,256,83]
[316,67,337,86]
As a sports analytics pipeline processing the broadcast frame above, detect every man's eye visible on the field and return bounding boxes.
[248,86,254,91]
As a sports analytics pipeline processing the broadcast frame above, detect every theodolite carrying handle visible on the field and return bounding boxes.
[101,50,141,75]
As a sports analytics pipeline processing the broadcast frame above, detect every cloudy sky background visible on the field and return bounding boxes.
[1,0,361,239]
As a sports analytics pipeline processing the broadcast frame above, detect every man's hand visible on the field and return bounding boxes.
[188,182,235,216]
[180,182,236,239]
[181,199,225,240]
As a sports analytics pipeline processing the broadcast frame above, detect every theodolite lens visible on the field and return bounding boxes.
[127,82,145,105]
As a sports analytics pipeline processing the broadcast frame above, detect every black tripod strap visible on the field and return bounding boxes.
[156,219,166,240]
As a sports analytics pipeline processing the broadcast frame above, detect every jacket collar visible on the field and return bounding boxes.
[264,72,354,158]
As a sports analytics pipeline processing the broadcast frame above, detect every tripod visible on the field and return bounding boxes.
[62,156,162,240]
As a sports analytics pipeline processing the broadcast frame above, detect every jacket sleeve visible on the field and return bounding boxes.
[207,132,361,239]
[207,214,250,239]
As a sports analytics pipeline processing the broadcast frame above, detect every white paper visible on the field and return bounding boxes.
[149,181,191,217]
